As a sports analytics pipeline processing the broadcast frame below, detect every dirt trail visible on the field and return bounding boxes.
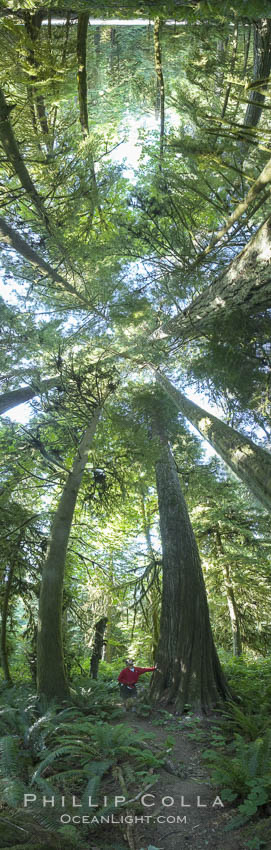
[123,710,247,850]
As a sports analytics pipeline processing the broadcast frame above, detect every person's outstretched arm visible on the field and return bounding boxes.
[136,666,157,676]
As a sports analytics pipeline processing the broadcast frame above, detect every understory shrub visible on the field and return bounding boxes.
[0,682,164,850]
[203,656,271,830]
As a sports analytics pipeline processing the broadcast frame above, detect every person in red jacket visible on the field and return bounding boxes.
[118,657,157,709]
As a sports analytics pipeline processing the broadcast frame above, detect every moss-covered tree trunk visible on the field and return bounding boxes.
[152,368,271,513]
[24,11,51,153]
[150,434,230,713]
[0,561,15,685]
[37,407,101,699]
[241,19,271,146]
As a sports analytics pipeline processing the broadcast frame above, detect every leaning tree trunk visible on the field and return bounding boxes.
[0,90,74,274]
[154,212,271,341]
[150,433,230,713]
[0,216,85,303]
[37,407,101,699]
[0,376,60,416]
[152,368,271,513]
[0,87,51,230]
[90,616,108,679]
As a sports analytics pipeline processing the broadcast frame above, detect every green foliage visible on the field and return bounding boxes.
[243,817,271,849]
[203,730,271,828]
[198,658,271,831]
[221,656,271,716]
[221,701,271,742]
[0,683,165,847]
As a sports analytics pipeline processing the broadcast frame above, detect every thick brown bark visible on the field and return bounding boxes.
[150,434,230,713]
[0,377,60,416]
[154,213,271,340]
[152,369,271,513]
[37,407,101,699]
[216,527,242,657]
[90,616,108,678]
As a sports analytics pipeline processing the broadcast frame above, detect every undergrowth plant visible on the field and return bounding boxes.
[0,682,164,850]
[203,656,271,831]
[203,730,271,829]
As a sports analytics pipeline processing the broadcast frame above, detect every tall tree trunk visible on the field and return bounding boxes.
[37,407,101,699]
[220,23,238,119]
[240,18,271,154]
[77,12,89,138]
[104,560,114,663]
[216,527,242,657]
[153,212,271,340]
[24,11,51,153]
[153,18,165,164]
[140,489,160,658]
[151,368,271,513]
[0,377,60,416]
[90,616,107,679]
[150,432,230,713]
[76,13,100,219]
[214,37,228,98]
[0,560,15,685]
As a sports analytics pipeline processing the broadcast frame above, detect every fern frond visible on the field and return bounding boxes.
[0,775,28,806]
[31,744,89,783]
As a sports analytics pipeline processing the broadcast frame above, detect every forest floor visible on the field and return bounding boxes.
[111,707,265,850]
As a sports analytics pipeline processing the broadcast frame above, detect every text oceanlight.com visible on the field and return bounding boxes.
[59,814,189,824]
